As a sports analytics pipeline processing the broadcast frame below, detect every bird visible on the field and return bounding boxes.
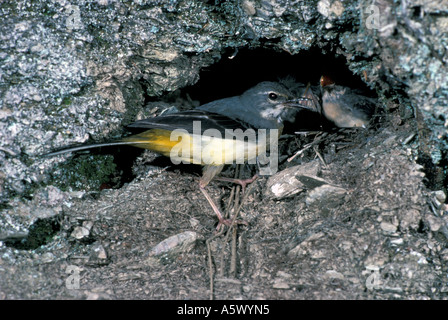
[44,81,314,229]
[319,75,378,128]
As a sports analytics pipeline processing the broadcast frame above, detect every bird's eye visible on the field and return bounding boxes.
[268,92,278,100]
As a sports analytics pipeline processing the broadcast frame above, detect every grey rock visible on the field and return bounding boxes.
[71,226,90,240]
[1,0,446,208]
[264,160,322,199]
[305,184,348,214]
[145,231,201,265]
[88,242,108,265]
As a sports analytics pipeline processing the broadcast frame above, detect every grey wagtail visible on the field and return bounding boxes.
[44,81,314,228]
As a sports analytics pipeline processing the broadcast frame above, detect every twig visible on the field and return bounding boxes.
[288,132,330,162]
[219,165,242,277]
[313,144,327,168]
[229,166,242,277]
[206,228,225,300]
[207,164,254,299]
[230,227,237,277]
[215,170,257,297]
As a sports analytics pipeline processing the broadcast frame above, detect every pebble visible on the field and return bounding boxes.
[380,221,397,233]
[272,279,290,289]
[264,160,323,200]
[145,231,201,265]
[41,252,55,263]
[89,242,108,264]
[390,238,404,245]
[324,270,345,280]
[71,226,90,239]
[71,221,94,239]
[305,184,347,208]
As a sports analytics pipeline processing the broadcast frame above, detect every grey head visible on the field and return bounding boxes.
[198,81,314,129]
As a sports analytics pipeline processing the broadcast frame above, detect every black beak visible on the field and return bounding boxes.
[284,98,319,113]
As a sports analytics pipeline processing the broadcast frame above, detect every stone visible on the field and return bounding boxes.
[305,184,348,215]
[380,221,397,233]
[264,160,322,200]
[71,226,90,240]
[145,231,201,264]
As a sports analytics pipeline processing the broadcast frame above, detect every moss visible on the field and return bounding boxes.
[51,154,119,191]
[4,216,61,250]
[61,96,72,106]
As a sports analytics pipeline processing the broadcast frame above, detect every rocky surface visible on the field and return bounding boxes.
[1,0,447,299]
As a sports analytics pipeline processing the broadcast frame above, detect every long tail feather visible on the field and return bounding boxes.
[43,141,148,157]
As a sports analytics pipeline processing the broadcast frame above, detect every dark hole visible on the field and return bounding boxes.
[417,153,447,192]
[183,46,371,104]
[411,6,422,18]
[417,219,426,234]
[4,216,61,250]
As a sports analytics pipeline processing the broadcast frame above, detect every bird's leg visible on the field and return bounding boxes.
[213,174,258,194]
[199,165,252,230]
[199,185,228,230]
[199,182,248,231]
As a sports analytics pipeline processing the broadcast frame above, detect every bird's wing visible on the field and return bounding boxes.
[127,110,253,135]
